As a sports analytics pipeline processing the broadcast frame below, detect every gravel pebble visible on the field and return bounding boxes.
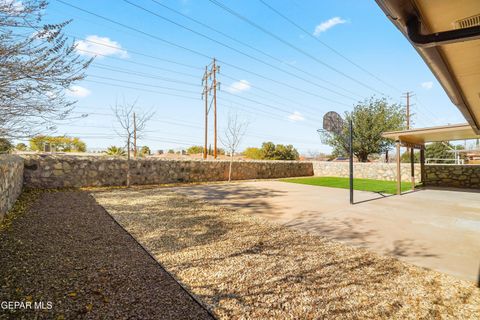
[93,187,480,320]
[0,190,213,320]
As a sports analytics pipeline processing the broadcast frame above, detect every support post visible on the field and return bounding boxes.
[410,147,415,191]
[420,147,426,185]
[349,119,354,204]
[396,141,401,195]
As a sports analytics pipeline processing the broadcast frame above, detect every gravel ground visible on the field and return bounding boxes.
[93,187,480,320]
[0,190,213,320]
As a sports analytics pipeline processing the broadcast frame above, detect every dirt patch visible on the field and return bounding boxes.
[93,187,480,319]
[0,190,213,320]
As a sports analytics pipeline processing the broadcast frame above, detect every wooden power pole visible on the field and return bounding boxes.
[212,58,220,159]
[202,66,209,160]
[133,112,137,158]
[406,92,411,130]
[403,91,416,190]
[201,58,220,160]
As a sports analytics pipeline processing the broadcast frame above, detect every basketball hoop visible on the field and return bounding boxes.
[323,111,344,135]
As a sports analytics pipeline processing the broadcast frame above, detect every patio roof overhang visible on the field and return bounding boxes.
[382,123,480,146]
[375,0,480,134]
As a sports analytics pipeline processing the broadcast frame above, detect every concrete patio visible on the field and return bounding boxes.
[172,180,480,283]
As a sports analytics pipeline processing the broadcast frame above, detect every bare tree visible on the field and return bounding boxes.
[113,99,154,186]
[0,1,92,139]
[220,112,249,182]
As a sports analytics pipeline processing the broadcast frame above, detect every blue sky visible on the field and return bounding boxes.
[41,0,466,154]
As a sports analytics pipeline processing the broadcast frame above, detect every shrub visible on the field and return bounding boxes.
[106,146,126,156]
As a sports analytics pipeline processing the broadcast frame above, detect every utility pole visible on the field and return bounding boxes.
[133,112,137,159]
[202,66,209,160]
[403,91,415,130]
[403,91,414,155]
[201,58,220,160]
[212,58,218,159]
[406,92,410,130]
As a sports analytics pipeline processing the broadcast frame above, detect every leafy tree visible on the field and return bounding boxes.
[168,149,175,154]
[106,146,126,156]
[322,97,406,162]
[0,1,91,139]
[426,142,456,160]
[15,142,27,151]
[272,144,299,160]
[260,142,276,159]
[244,143,300,160]
[139,146,151,157]
[243,147,263,159]
[29,136,86,152]
[187,145,204,154]
[0,138,13,153]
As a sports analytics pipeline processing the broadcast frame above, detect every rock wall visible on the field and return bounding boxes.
[312,161,421,182]
[22,155,314,188]
[425,165,480,189]
[0,155,24,220]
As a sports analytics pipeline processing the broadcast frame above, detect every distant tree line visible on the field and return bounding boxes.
[29,136,86,152]
[186,145,225,156]
[243,142,299,160]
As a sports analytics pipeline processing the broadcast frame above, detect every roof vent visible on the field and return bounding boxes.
[455,15,480,29]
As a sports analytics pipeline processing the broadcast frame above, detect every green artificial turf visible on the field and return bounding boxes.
[280,176,415,194]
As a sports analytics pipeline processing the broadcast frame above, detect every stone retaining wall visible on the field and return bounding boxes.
[22,155,314,188]
[0,155,24,220]
[425,165,480,189]
[312,161,421,182]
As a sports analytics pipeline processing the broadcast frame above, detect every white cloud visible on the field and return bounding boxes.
[226,80,251,94]
[288,111,305,122]
[313,17,347,36]
[66,85,91,98]
[75,35,128,58]
[421,81,433,90]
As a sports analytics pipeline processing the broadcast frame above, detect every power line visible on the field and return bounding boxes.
[66,115,323,145]
[257,0,402,93]
[76,48,199,79]
[122,0,361,101]
[67,33,350,112]
[60,31,349,112]
[91,64,200,87]
[90,56,346,118]
[83,79,200,100]
[76,37,348,112]
[87,75,200,95]
[67,31,203,71]
[146,0,362,99]
[207,0,385,95]
[54,0,357,107]
[84,75,324,124]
